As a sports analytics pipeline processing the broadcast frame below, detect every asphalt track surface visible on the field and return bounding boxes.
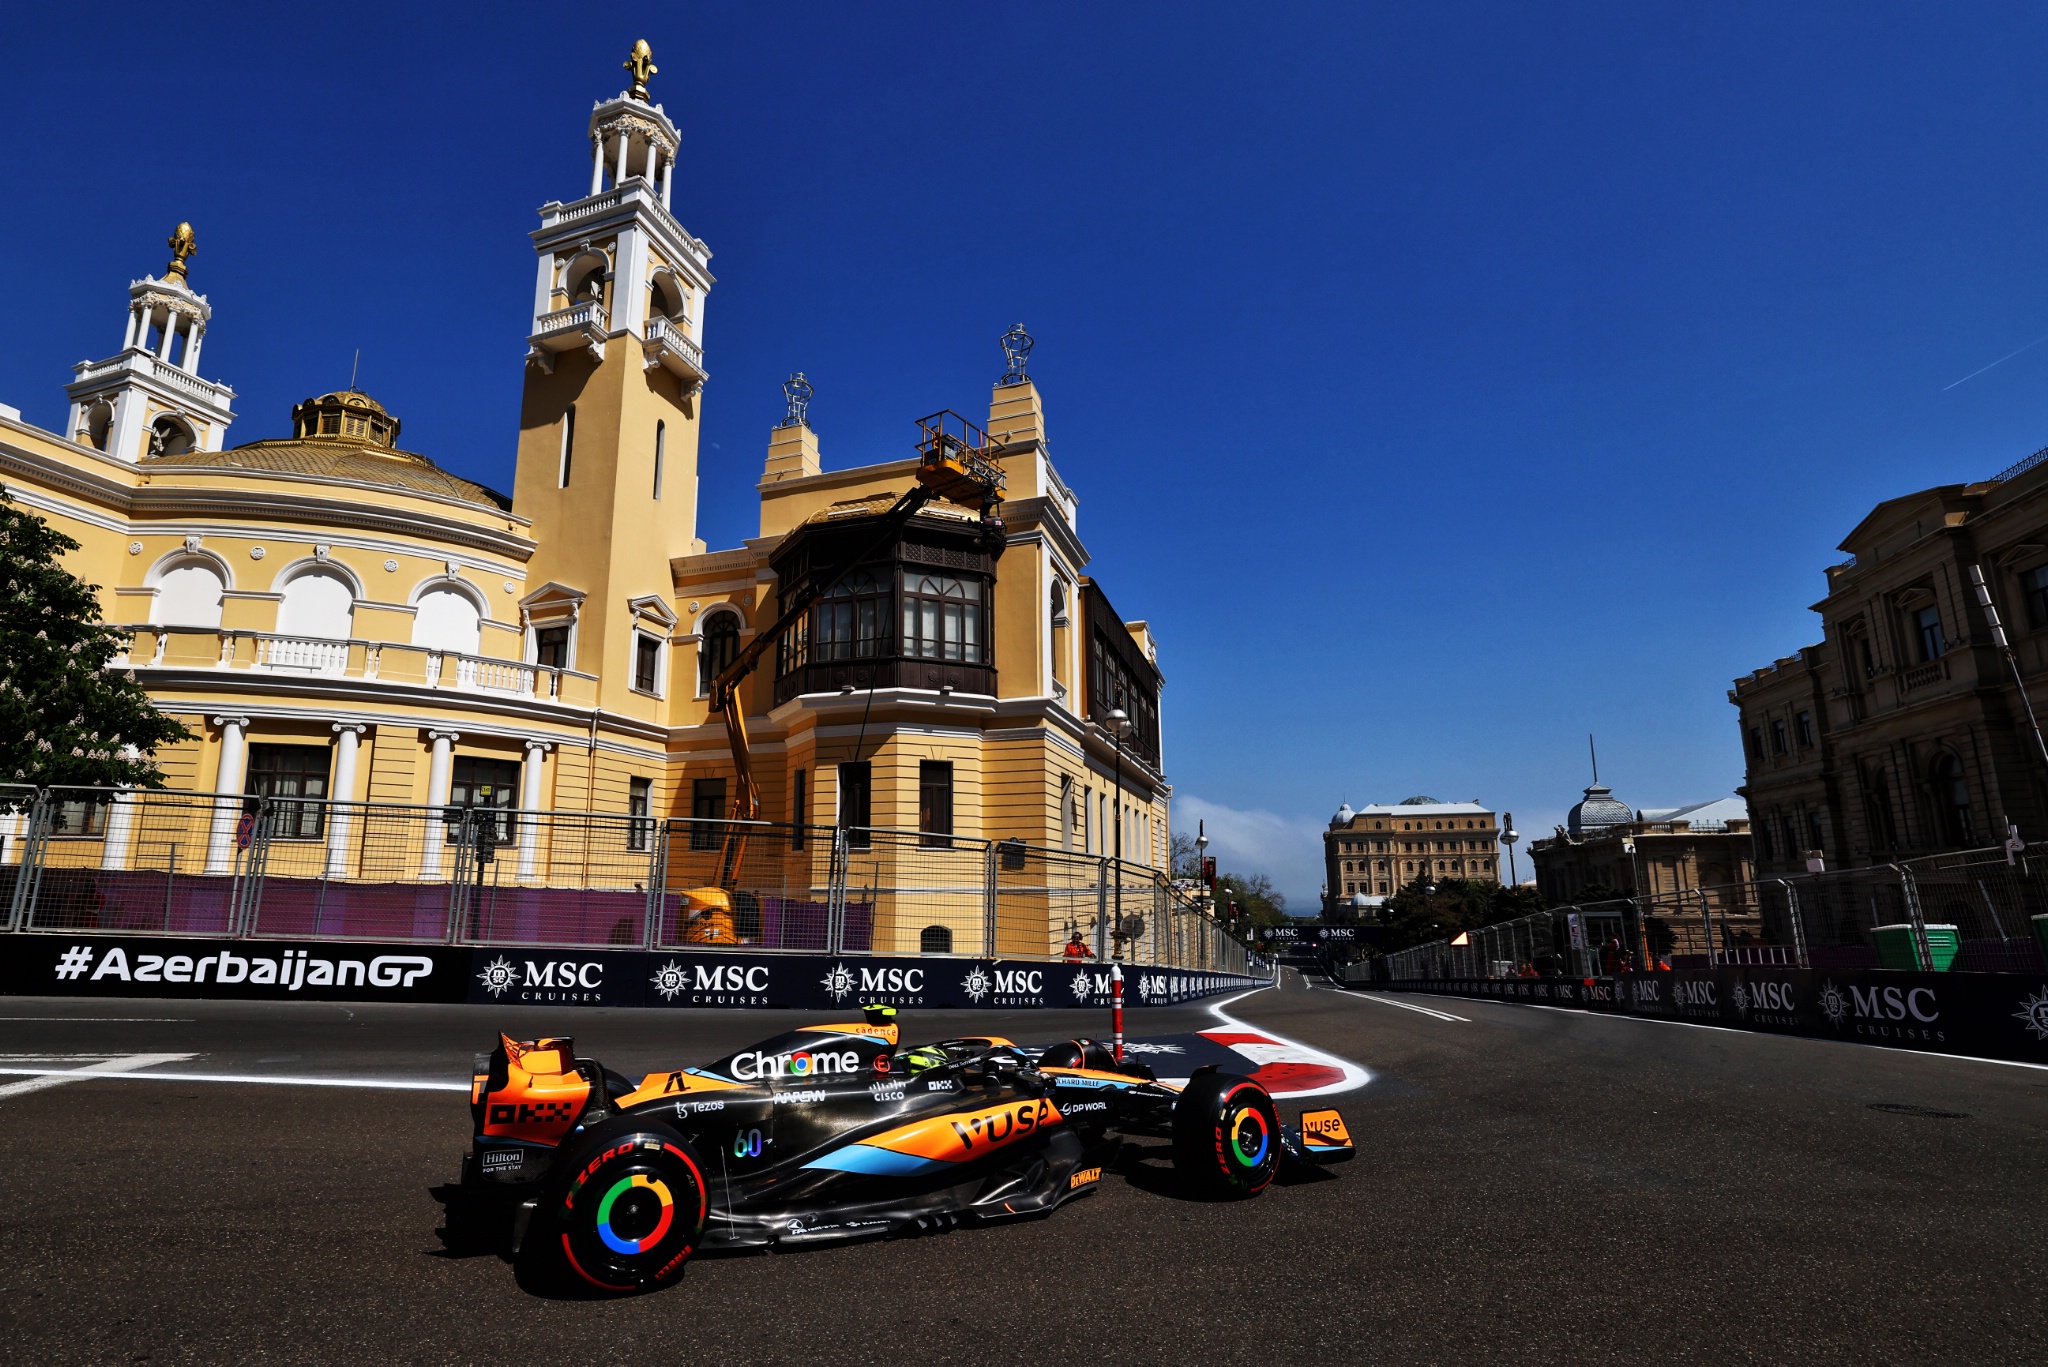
[0,971,2043,1365]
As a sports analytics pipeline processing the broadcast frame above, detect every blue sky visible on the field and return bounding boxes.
[7,4,2048,907]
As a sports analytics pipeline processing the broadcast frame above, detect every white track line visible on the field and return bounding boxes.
[0,1065,468,1092]
[0,1053,196,1100]
[1338,991,1470,1023]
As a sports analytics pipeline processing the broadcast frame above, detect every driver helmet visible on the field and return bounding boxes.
[903,1045,949,1073]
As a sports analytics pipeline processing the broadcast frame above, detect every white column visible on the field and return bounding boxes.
[157,312,178,361]
[661,148,674,208]
[420,730,458,878]
[615,128,630,187]
[183,324,204,375]
[204,715,252,874]
[591,137,606,195]
[124,306,143,350]
[646,144,660,194]
[517,740,552,880]
[99,748,144,871]
[325,724,366,876]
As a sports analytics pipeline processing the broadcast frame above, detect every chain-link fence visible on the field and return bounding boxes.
[0,786,1251,972]
[1379,839,2048,979]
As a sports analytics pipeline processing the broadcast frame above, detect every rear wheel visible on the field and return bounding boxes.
[1171,1072,1280,1199]
[527,1116,708,1294]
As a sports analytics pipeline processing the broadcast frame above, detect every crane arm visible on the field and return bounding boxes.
[709,482,938,823]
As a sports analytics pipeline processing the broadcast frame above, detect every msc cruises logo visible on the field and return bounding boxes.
[477,957,519,997]
[960,965,993,1004]
[821,962,857,1003]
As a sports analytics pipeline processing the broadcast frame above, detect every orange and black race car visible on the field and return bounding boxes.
[445,1005,1354,1294]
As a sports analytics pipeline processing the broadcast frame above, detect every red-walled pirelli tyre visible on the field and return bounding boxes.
[530,1118,708,1294]
[1171,1072,1281,1199]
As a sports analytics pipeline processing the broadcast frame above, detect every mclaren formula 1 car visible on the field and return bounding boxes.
[447,1005,1354,1294]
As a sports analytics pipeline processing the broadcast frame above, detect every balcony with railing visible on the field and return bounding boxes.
[120,626,598,707]
[527,302,609,372]
[641,313,706,387]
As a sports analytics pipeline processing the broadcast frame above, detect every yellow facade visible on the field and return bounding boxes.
[0,47,1169,956]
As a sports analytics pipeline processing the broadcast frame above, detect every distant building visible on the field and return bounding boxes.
[1527,780,1756,931]
[1324,797,1500,916]
[1733,448,2048,874]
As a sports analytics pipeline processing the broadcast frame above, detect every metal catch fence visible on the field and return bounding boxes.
[0,786,1252,972]
[1378,838,2048,980]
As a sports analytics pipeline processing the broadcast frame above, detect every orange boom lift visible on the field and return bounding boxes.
[701,412,1007,890]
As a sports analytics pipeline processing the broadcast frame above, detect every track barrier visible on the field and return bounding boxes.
[1,933,1269,1010]
[1364,968,2048,1065]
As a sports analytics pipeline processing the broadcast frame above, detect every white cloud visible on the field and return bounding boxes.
[1172,795,1328,914]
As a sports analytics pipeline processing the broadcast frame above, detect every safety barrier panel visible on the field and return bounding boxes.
[0,932,1272,1011]
[1380,838,2048,981]
[1366,967,2048,1065]
[0,787,1253,976]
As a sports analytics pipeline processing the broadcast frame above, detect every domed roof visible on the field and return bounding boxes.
[1330,802,1356,829]
[1398,795,1442,806]
[143,389,509,511]
[1567,782,1633,838]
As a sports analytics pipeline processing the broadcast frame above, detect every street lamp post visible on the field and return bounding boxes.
[1499,812,1519,886]
[1106,700,1130,959]
[1622,834,1650,969]
[1194,821,1209,967]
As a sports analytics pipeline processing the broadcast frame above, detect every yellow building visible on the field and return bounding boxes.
[0,44,1171,959]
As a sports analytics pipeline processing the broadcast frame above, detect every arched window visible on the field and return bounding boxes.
[920,925,953,954]
[413,587,483,655]
[813,570,886,663]
[83,401,112,452]
[152,558,224,628]
[148,416,195,457]
[904,574,984,662]
[1933,752,1973,846]
[698,609,741,694]
[276,569,355,640]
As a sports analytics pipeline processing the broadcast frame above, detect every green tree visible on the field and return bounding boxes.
[0,488,189,788]
[1215,871,1287,930]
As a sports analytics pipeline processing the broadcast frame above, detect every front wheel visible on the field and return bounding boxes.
[1171,1072,1280,1199]
[527,1117,708,1294]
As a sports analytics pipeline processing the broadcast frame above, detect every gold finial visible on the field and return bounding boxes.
[165,222,197,283]
[624,39,656,100]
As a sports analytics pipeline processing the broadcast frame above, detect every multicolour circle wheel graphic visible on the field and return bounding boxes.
[542,1121,707,1293]
[1171,1072,1281,1199]
[1229,1102,1272,1169]
[595,1173,676,1255]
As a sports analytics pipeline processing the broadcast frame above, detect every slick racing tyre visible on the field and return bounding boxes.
[533,1117,708,1294]
[1171,1072,1281,1199]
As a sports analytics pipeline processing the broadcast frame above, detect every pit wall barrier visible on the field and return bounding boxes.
[1370,968,2048,1065]
[2,934,1272,1012]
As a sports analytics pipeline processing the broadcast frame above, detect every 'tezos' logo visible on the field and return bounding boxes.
[731,1048,860,1081]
